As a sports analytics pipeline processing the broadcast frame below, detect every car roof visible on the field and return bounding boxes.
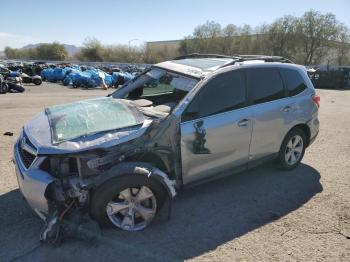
[154,54,294,78]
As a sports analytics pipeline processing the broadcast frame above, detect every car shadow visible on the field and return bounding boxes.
[0,163,322,261]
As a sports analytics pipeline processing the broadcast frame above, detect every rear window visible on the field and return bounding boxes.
[280,68,307,96]
[247,68,285,104]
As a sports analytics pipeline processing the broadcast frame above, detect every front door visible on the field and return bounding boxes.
[180,69,253,184]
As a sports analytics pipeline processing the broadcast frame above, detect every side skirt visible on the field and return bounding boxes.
[182,153,279,190]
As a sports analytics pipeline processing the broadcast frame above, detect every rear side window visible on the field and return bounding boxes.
[247,68,285,104]
[198,70,246,117]
[280,68,307,96]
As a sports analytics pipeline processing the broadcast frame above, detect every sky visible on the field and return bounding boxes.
[0,0,349,50]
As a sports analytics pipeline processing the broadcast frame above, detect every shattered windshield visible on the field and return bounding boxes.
[46,97,144,144]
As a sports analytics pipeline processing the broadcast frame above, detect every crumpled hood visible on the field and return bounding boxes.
[24,98,152,155]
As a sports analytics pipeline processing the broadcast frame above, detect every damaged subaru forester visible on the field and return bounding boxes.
[14,54,319,241]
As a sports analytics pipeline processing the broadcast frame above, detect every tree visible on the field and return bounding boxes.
[264,16,298,58]
[191,21,223,53]
[179,10,349,65]
[4,47,19,59]
[221,24,239,54]
[4,43,67,60]
[236,24,253,54]
[76,38,105,62]
[36,42,68,60]
[297,10,340,65]
[335,25,350,65]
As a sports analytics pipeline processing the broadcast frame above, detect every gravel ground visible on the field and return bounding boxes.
[0,83,349,262]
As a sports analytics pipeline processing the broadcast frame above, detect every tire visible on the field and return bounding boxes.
[21,78,30,84]
[90,174,166,231]
[33,78,42,85]
[0,82,8,94]
[8,83,25,93]
[277,128,306,170]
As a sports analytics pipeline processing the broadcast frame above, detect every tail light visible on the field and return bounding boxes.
[312,94,320,107]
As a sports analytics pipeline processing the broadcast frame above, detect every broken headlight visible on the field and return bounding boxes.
[40,157,79,178]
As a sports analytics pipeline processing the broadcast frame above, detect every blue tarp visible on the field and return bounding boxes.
[9,71,20,77]
[42,66,135,88]
[41,67,73,82]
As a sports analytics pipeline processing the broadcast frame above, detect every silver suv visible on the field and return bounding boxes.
[14,54,319,237]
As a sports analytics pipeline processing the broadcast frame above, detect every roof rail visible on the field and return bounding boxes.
[173,53,293,64]
[217,55,294,69]
[233,55,293,63]
[173,53,235,60]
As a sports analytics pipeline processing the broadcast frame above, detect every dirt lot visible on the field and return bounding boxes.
[0,83,349,262]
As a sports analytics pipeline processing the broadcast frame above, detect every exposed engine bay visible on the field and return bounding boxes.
[34,115,181,245]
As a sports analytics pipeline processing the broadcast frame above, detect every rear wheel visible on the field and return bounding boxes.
[0,82,8,94]
[277,128,306,170]
[8,83,25,93]
[33,78,42,85]
[90,175,166,231]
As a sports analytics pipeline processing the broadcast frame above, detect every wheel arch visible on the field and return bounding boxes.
[284,123,311,148]
[125,152,170,175]
[91,161,176,201]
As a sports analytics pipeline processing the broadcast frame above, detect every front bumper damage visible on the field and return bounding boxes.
[14,140,53,219]
[14,139,177,245]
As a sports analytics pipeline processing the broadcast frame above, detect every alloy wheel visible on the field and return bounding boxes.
[106,186,157,231]
[285,135,304,165]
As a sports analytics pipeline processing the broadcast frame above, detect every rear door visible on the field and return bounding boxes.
[247,67,294,160]
[180,69,253,184]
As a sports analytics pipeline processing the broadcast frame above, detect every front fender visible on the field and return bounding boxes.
[92,162,177,198]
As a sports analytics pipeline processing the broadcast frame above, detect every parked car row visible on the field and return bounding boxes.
[0,72,25,94]
[2,61,147,88]
[0,60,150,90]
[0,62,44,94]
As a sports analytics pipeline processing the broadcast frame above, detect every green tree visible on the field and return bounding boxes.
[335,25,350,65]
[297,10,340,65]
[221,24,239,54]
[264,15,298,58]
[236,24,253,54]
[76,38,105,62]
[4,43,67,60]
[191,21,223,53]
[36,42,68,60]
[4,47,19,59]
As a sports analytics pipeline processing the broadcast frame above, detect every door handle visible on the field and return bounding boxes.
[282,105,292,112]
[238,119,249,127]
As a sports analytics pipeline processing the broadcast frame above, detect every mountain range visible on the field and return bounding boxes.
[21,43,81,56]
[0,43,81,58]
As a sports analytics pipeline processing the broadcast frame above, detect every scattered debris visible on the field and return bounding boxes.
[40,207,101,246]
